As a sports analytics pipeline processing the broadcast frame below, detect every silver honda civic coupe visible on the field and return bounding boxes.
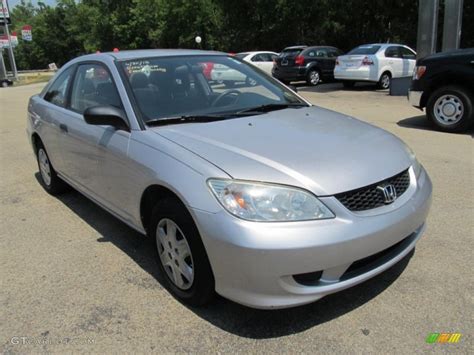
[27,49,432,309]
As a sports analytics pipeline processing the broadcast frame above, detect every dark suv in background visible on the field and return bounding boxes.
[408,48,474,133]
[272,45,343,86]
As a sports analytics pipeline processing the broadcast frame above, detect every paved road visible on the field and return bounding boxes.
[1,82,472,354]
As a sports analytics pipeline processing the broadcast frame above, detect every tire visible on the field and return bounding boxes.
[149,197,215,306]
[280,79,290,85]
[36,141,69,195]
[342,81,355,89]
[377,72,391,90]
[306,69,321,86]
[1,81,8,88]
[426,85,473,133]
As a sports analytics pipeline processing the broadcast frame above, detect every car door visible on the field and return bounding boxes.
[60,62,135,220]
[325,48,342,76]
[384,46,403,78]
[315,48,334,77]
[399,46,417,77]
[36,67,75,173]
[250,53,266,71]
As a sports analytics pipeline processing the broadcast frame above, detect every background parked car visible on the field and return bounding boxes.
[408,48,474,133]
[235,51,278,75]
[335,43,416,89]
[210,63,256,87]
[272,45,343,86]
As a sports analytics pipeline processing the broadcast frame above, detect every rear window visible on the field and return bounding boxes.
[348,45,381,55]
[279,49,304,58]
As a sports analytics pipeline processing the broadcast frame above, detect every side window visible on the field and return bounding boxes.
[327,49,339,58]
[307,50,316,57]
[260,53,272,62]
[70,64,122,114]
[385,46,401,58]
[400,47,416,60]
[44,67,74,108]
[316,49,327,57]
[251,54,264,62]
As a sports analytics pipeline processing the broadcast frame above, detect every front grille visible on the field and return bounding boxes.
[335,169,410,211]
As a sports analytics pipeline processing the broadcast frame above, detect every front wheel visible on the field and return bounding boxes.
[427,86,473,133]
[306,69,321,86]
[150,198,215,306]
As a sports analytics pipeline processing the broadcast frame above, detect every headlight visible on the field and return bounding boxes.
[207,179,335,222]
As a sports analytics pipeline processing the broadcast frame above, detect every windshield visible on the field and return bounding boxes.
[121,55,306,123]
[348,45,381,55]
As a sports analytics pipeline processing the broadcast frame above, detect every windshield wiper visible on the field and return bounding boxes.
[237,103,308,114]
[145,114,230,126]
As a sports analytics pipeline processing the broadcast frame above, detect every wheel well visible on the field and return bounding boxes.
[381,70,392,79]
[140,185,183,234]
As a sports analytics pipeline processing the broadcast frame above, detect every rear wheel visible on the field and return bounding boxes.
[306,69,321,86]
[342,81,355,89]
[150,197,215,306]
[36,141,69,195]
[427,86,473,133]
[377,72,391,90]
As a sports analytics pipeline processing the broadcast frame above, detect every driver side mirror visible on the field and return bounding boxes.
[84,105,129,131]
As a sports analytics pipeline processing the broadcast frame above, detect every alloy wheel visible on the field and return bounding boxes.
[156,218,194,290]
[38,149,52,186]
[309,71,320,85]
[380,74,390,89]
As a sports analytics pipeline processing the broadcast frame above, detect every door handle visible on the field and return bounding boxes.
[59,123,68,133]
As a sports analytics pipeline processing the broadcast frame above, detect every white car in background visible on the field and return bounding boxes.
[334,43,416,89]
[236,51,279,75]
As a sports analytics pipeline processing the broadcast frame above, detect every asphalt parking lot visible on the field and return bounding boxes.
[1,82,472,353]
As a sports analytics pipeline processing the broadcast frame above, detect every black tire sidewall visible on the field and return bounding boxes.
[427,86,473,133]
[343,81,355,88]
[149,198,215,306]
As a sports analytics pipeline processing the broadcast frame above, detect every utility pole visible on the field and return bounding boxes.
[1,0,17,80]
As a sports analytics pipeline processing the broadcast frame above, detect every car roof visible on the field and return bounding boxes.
[282,46,307,50]
[237,51,276,55]
[79,49,227,61]
[356,43,409,48]
[303,46,339,50]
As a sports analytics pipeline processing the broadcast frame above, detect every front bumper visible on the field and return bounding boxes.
[192,167,432,309]
[408,90,423,108]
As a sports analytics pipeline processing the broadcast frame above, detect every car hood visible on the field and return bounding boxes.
[152,106,413,196]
